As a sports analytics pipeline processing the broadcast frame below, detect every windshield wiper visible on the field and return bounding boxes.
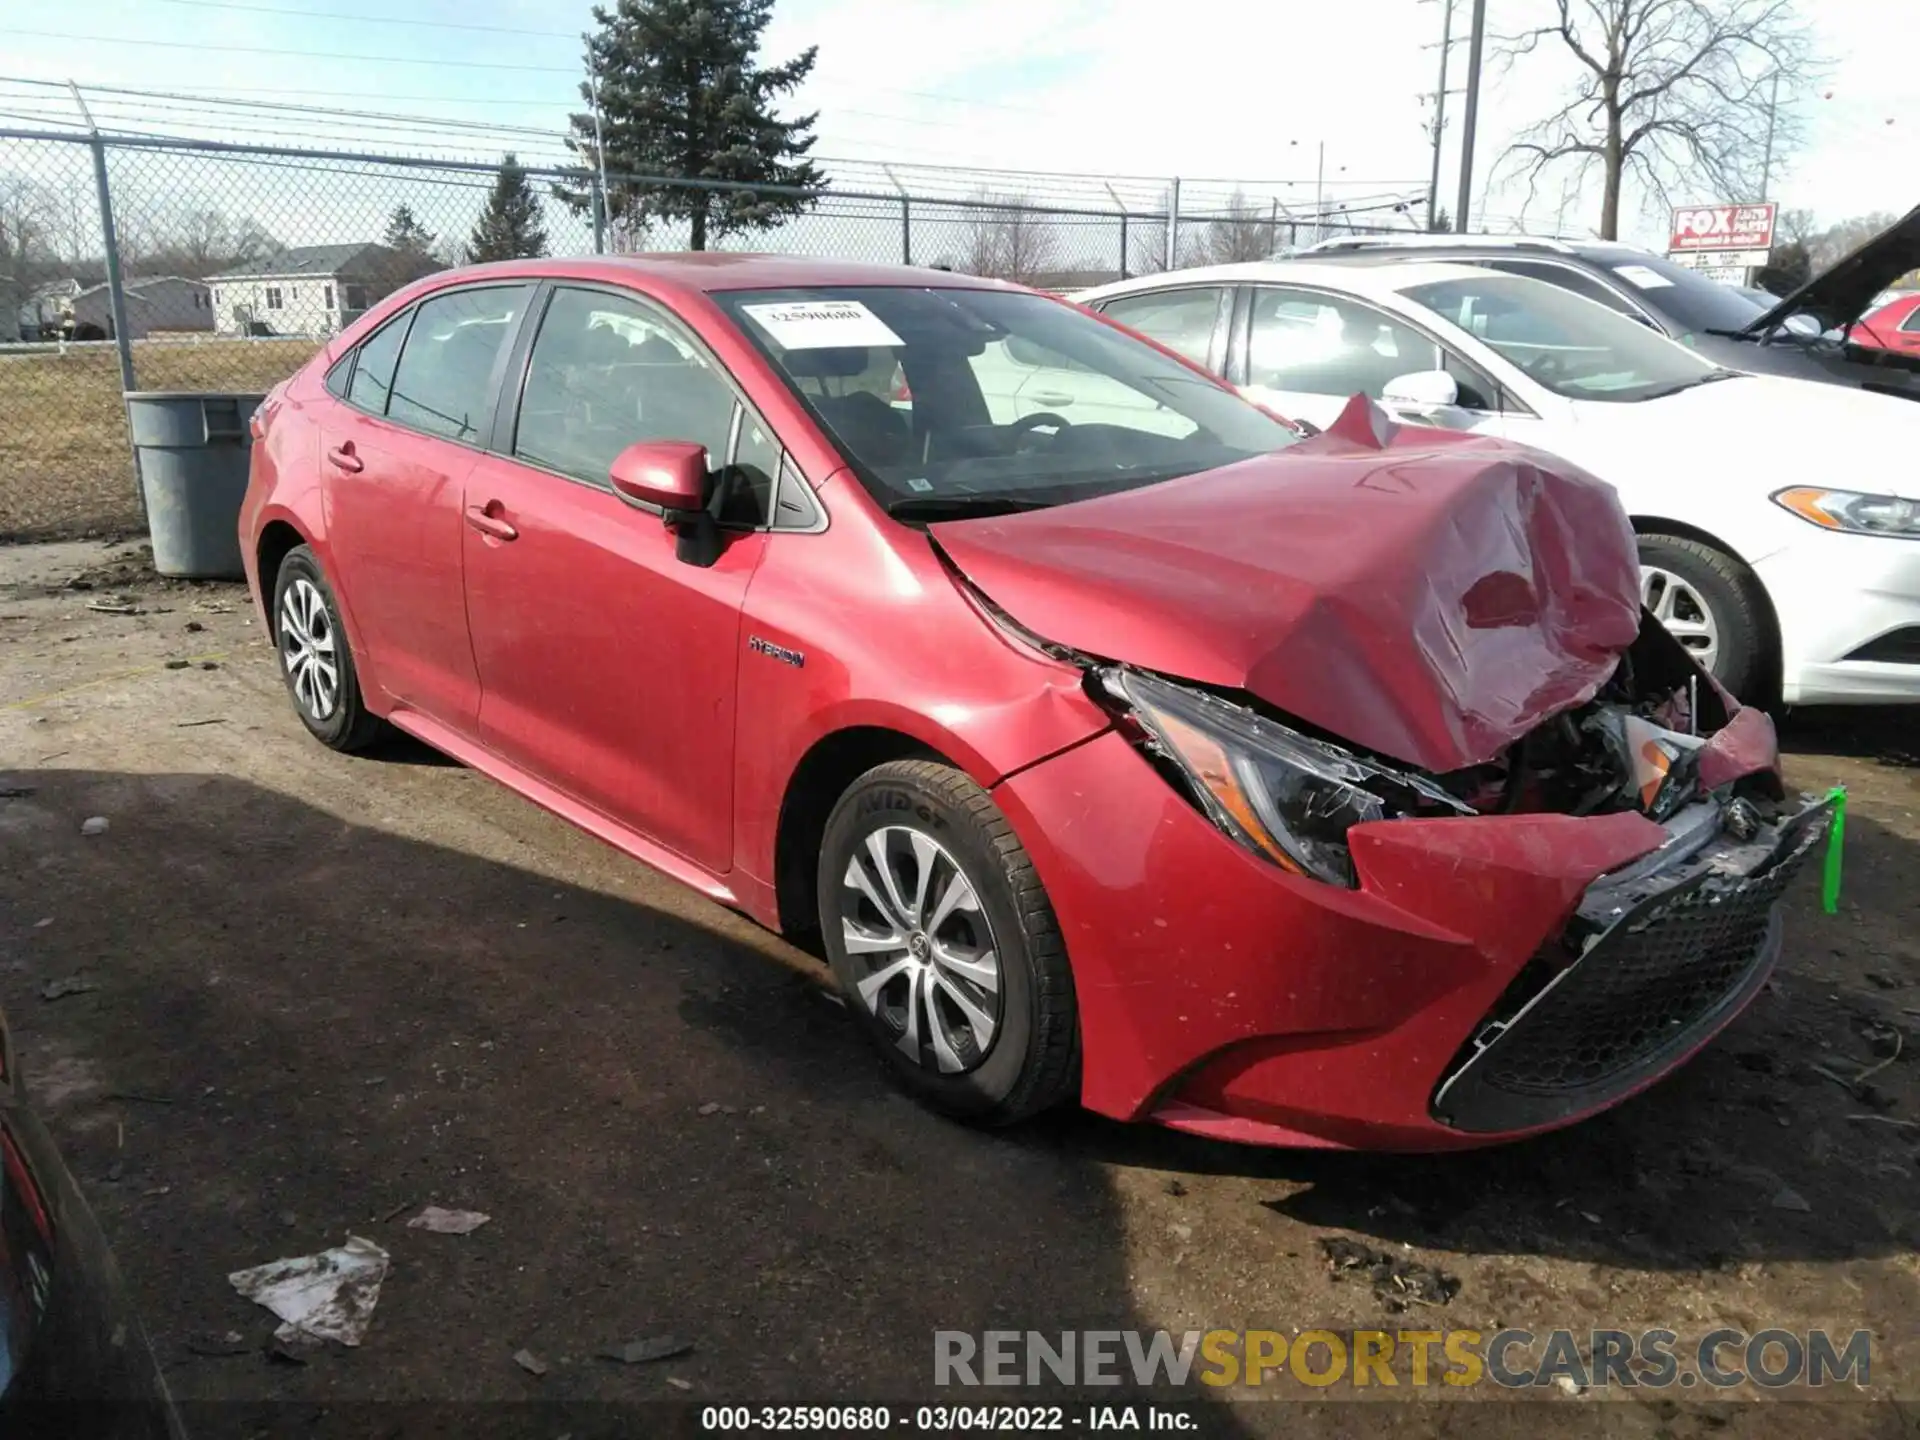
[1637,367,1743,401]
[885,494,1058,523]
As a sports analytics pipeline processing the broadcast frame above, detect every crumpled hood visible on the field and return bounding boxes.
[932,395,1645,774]
[1744,202,1920,336]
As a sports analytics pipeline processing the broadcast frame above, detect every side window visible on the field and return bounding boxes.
[719,409,780,527]
[1097,288,1223,367]
[345,311,409,414]
[514,287,740,495]
[1899,305,1920,334]
[1477,259,1644,320]
[1247,288,1442,400]
[1440,352,1501,412]
[324,351,353,399]
[771,456,822,530]
[386,285,530,443]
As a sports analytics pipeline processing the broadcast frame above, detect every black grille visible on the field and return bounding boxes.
[1433,803,1829,1133]
[1843,627,1920,665]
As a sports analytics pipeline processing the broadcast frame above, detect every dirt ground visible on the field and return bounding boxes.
[0,539,1916,1439]
[0,339,317,541]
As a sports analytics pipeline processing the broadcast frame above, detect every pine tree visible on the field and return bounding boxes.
[382,204,437,261]
[466,154,550,264]
[562,0,822,250]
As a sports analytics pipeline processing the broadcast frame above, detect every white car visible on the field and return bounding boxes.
[1074,262,1920,706]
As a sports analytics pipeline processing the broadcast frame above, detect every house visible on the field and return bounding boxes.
[207,243,429,338]
[75,276,212,339]
[10,275,210,341]
[15,277,82,341]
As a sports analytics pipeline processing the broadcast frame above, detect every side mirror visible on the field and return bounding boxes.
[609,440,711,513]
[1380,370,1459,417]
[609,440,722,567]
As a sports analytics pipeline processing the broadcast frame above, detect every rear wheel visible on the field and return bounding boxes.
[1637,534,1770,701]
[818,760,1078,1125]
[272,545,384,752]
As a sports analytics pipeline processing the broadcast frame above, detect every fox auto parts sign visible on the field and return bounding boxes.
[1669,203,1777,253]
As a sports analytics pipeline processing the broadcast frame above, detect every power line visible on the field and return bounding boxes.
[8,30,582,73]
[147,0,582,39]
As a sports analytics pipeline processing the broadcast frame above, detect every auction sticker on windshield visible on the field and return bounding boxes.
[1613,264,1675,290]
[741,299,904,350]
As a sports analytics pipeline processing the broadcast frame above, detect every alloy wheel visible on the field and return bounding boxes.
[1640,565,1721,675]
[279,576,340,722]
[839,825,1003,1075]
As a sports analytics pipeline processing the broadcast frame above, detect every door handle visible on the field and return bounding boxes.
[326,442,363,473]
[464,503,518,542]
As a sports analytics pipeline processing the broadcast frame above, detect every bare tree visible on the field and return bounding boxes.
[1805,210,1900,271]
[1495,0,1816,239]
[1193,189,1281,264]
[954,192,1059,285]
[0,176,58,341]
[136,208,279,278]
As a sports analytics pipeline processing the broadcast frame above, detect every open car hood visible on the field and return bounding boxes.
[931,396,1645,774]
[1743,202,1920,336]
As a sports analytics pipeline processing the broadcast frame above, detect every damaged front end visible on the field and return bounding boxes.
[1091,603,1801,889]
[1089,606,1834,1135]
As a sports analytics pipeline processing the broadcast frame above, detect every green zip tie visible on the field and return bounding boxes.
[1821,786,1847,915]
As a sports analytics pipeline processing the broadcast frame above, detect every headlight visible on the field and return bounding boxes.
[1101,669,1464,886]
[1772,486,1920,539]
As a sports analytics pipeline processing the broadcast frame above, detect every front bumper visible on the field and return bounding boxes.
[994,730,1827,1150]
[1753,530,1920,704]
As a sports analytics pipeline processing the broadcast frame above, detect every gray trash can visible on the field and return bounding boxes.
[125,391,267,579]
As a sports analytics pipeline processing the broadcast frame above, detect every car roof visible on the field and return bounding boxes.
[420,253,1013,297]
[1300,234,1637,259]
[1074,258,1492,304]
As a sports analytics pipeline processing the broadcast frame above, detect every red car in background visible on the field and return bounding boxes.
[1855,291,1920,354]
[239,255,1831,1151]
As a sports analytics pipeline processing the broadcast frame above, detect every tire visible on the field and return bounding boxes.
[1637,534,1770,701]
[271,545,384,752]
[818,759,1078,1125]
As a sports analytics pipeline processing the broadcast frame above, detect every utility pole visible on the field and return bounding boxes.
[1758,69,1781,201]
[1426,0,1455,230]
[1454,0,1488,232]
[589,67,611,253]
[1313,141,1325,245]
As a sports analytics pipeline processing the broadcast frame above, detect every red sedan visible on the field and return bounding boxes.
[1856,291,1920,354]
[240,256,1831,1150]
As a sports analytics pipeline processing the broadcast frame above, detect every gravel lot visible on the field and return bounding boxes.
[1,540,1915,1439]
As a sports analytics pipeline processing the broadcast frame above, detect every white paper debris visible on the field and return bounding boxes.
[407,1205,491,1235]
[1612,264,1675,290]
[739,299,903,350]
[80,816,110,836]
[228,1235,390,1346]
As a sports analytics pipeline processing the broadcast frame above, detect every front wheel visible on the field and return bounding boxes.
[818,760,1078,1125]
[1637,535,1770,701]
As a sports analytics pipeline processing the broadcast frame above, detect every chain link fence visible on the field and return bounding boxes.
[0,127,1412,541]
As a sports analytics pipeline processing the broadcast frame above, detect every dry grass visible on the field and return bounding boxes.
[0,337,320,541]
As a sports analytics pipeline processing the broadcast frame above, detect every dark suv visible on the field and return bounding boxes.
[1302,224,1920,403]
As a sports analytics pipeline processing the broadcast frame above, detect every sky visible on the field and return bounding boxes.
[0,0,1910,249]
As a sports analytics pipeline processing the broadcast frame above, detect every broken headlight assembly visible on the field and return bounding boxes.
[1099,669,1466,887]
[1772,486,1920,539]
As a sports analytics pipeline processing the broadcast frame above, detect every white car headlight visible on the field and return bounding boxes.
[1772,486,1920,539]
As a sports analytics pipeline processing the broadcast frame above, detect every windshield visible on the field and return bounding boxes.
[1594,252,1772,334]
[712,286,1296,515]
[1400,274,1722,402]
